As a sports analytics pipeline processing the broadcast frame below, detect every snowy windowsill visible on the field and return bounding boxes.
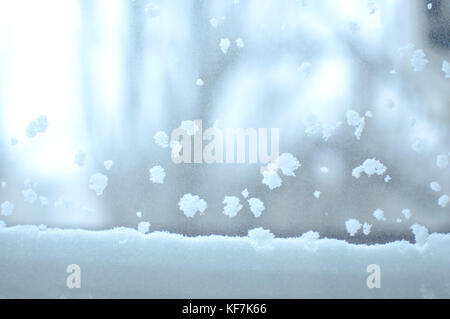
[0,225,449,298]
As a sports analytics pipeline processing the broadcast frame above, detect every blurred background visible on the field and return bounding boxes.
[0,0,449,243]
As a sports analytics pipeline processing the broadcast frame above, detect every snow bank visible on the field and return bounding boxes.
[1,226,449,298]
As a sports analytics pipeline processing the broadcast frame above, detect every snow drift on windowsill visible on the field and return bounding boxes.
[0,225,449,298]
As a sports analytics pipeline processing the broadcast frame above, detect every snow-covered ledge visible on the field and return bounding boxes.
[0,225,449,298]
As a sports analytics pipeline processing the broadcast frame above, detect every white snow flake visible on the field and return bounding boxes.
[74,151,87,167]
[219,38,231,54]
[235,38,245,48]
[248,198,265,218]
[10,138,18,146]
[104,160,113,170]
[209,18,219,28]
[442,60,450,78]
[412,138,425,153]
[149,165,165,184]
[88,173,108,196]
[153,131,169,148]
[345,219,362,236]
[39,196,49,206]
[137,221,151,234]
[411,49,429,72]
[196,78,204,86]
[346,110,366,140]
[352,158,387,179]
[363,223,372,235]
[54,195,72,209]
[430,181,441,192]
[402,208,411,220]
[248,227,274,247]
[373,208,386,221]
[304,116,341,141]
[1,201,14,216]
[222,196,243,218]
[26,115,49,138]
[178,194,207,218]
[438,195,449,208]
[261,170,282,190]
[322,122,342,141]
[22,189,37,204]
[436,154,449,169]
[297,62,312,77]
[277,153,300,176]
